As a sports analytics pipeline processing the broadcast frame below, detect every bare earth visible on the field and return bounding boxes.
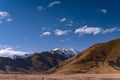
[0,74,120,80]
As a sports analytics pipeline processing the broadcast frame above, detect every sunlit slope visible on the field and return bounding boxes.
[52,38,120,73]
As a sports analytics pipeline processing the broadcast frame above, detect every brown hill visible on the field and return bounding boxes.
[0,51,72,73]
[50,38,120,74]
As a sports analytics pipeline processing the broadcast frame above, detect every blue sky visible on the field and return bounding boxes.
[0,0,120,53]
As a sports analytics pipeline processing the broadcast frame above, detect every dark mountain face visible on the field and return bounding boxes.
[0,57,13,70]
[49,38,120,74]
[0,49,78,73]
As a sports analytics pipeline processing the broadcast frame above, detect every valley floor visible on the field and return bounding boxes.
[0,74,120,80]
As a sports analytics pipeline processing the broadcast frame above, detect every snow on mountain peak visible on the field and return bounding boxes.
[52,48,79,58]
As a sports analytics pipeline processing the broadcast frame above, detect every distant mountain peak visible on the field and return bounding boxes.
[52,48,79,58]
[53,48,77,51]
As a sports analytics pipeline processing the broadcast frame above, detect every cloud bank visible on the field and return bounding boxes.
[0,47,28,58]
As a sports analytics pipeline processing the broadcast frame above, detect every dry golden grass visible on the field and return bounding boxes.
[0,74,120,80]
[51,39,120,74]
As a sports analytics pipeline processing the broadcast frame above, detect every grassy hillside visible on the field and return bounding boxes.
[50,38,120,73]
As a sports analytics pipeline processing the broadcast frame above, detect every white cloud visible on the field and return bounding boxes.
[100,9,107,14]
[0,11,12,23]
[43,32,51,35]
[60,18,66,22]
[0,47,28,58]
[48,1,61,7]
[40,31,51,37]
[55,29,71,36]
[75,25,120,36]
[102,27,118,34]
[0,11,10,18]
[75,25,102,35]
[37,6,43,10]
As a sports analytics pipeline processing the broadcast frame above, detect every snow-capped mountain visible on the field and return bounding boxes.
[52,48,79,58]
[0,47,79,59]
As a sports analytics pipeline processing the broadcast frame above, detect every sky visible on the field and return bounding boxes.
[0,0,120,54]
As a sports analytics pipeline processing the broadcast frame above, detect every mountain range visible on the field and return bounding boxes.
[0,48,79,73]
[0,38,120,74]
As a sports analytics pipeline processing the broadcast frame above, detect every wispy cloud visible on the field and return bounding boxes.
[100,9,107,14]
[37,6,43,10]
[6,18,12,22]
[102,27,118,34]
[40,31,51,37]
[60,18,66,22]
[60,38,70,42]
[60,40,64,42]
[65,23,73,27]
[55,29,71,36]
[41,27,52,31]
[67,38,70,41]
[66,21,74,26]
[48,1,61,7]
[0,11,12,23]
[41,27,46,30]
[0,21,3,23]
[75,25,119,36]
[58,17,75,27]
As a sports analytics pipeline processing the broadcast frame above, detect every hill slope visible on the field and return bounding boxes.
[50,38,120,74]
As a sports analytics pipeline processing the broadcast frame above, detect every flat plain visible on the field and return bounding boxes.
[0,74,120,80]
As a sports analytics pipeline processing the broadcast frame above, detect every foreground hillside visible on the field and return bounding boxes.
[50,38,120,73]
